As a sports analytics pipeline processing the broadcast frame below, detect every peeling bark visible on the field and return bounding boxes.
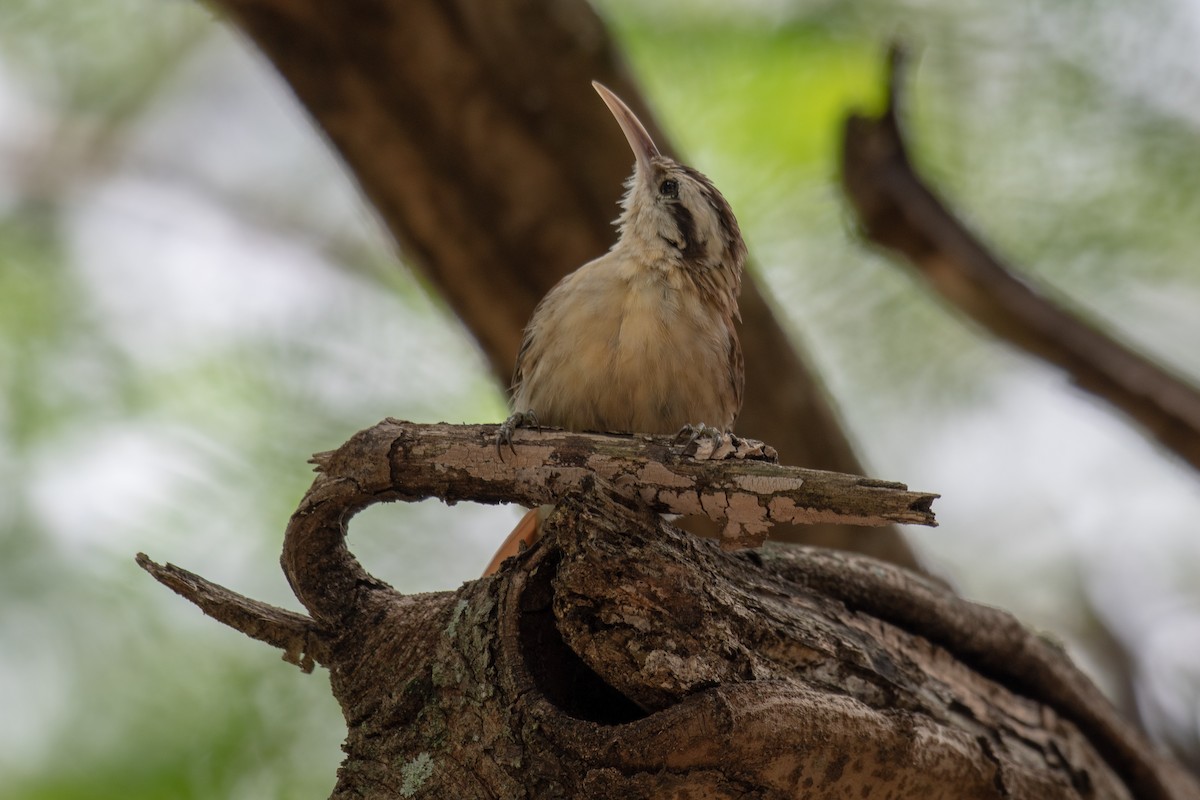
[301,419,934,554]
[139,423,1199,799]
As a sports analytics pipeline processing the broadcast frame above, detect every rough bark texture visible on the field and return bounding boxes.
[303,420,935,550]
[139,422,1199,800]
[205,0,924,570]
[842,47,1200,472]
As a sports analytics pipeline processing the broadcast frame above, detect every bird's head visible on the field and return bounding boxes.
[594,82,746,300]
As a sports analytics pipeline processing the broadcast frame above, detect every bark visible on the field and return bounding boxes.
[841,47,1200,473]
[302,420,935,551]
[138,421,1198,799]
[204,0,923,570]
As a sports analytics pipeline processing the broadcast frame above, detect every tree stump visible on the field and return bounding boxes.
[138,421,1197,799]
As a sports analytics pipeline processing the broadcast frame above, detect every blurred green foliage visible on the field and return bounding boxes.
[2,0,1199,796]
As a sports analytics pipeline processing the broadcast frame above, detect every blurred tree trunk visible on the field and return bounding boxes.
[207,0,925,571]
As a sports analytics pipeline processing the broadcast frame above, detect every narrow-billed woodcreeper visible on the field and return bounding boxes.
[485,82,747,574]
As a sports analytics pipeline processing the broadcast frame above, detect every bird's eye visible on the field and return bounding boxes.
[659,179,678,198]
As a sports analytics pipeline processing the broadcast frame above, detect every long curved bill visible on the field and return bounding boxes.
[593,81,660,172]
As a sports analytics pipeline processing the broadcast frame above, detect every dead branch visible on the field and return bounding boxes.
[279,419,934,623]
[137,422,1198,798]
[316,420,934,536]
[135,554,323,671]
[842,46,1200,472]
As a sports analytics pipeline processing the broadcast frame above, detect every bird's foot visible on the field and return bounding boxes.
[673,422,725,457]
[496,410,540,458]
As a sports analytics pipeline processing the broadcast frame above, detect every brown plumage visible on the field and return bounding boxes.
[508,82,746,437]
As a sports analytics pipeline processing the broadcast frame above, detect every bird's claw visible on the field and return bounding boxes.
[496,410,540,459]
[674,422,724,456]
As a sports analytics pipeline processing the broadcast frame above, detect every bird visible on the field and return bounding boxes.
[483,81,747,575]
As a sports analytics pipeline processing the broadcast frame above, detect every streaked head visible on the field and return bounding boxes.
[592,81,746,295]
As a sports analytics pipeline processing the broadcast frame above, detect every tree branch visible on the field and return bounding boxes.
[546,490,1199,800]
[841,45,1200,472]
[134,553,324,671]
[758,546,1188,800]
[282,419,935,623]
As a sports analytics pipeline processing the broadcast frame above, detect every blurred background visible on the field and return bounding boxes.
[3,0,1200,796]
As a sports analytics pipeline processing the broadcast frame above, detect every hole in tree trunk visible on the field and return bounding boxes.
[518,554,647,724]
